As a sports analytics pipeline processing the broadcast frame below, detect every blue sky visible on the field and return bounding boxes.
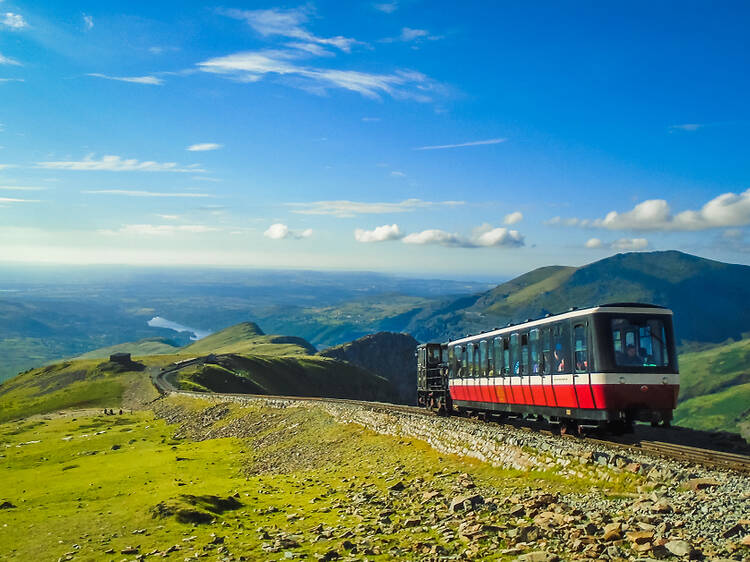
[1,1,749,278]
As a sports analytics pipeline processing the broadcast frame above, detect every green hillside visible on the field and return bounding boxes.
[401,251,750,346]
[75,337,181,359]
[181,322,316,356]
[173,354,396,402]
[673,338,750,438]
[0,356,169,423]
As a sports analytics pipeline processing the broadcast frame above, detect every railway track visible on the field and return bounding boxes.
[152,358,750,474]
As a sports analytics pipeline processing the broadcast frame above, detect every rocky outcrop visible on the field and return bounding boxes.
[317,332,419,405]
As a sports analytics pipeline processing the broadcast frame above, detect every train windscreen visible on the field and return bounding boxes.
[611,317,670,368]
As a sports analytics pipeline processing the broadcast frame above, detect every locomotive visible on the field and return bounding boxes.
[417,303,679,433]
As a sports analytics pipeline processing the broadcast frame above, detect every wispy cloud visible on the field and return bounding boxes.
[550,189,750,232]
[222,7,362,53]
[361,117,381,122]
[0,196,39,203]
[373,2,398,13]
[156,214,180,220]
[669,123,703,132]
[288,198,464,218]
[586,237,649,251]
[87,73,164,85]
[0,52,21,66]
[0,78,23,83]
[83,14,93,30]
[1,12,27,30]
[39,155,204,173]
[382,27,443,43]
[198,49,441,102]
[0,185,45,191]
[99,224,218,236]
[263,223,313,240]
[187,143,222,152]
[415,138,507,150]
[354,224,403,243]
[83,189,212,198]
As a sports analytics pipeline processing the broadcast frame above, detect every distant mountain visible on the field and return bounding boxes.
[398,251,750,346]
[318,332,419,405]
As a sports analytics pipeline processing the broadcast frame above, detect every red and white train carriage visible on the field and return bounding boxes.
[417,303,679,432]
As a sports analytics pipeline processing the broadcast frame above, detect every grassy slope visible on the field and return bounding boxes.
[182,322,316,356]
[175,355,396,402]
[0,397,644,561]
[0,356,171,424]
[673,338,750,437]
[75,337,181,359]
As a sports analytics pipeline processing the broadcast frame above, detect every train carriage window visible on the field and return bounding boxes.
[520,333,529,374]
[612,318,669,367]
[510,333,520,375]
[493,337,503,375]
[552,323,571,373]
[529,329,540,374]
[428,346,441,364]
[448,346,456,378]
[503,338,510,375]
[466,343,474,377]
[473,343,481,378]
[541,328,552,374]
[460,345,469,377]
[479,340,488,376]
[574,324,588,373]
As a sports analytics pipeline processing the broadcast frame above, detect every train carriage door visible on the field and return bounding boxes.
[493,337,505,404]
[573,322,594,409]
[552,322,576,408]
[479,340,491,404]
[529,329,544,405]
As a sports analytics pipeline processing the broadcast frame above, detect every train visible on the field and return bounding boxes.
[416,303,679,433]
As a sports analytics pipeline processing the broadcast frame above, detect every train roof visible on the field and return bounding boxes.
[448,303,672,346]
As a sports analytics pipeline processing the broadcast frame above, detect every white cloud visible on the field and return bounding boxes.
[415,138,507,150]
[373,2,398,13]
[557,190,750,232]
[585,237,649,251]
[504,211,523,225]
[83,14,93,30]
[87,73,163,85]
[263,223,313,240]
[223,8,361,53]
[197,49,441,102]
[39,155,204,173]
[611,238,649,251]
[403,225,524,248]
[0,52,20,65]
[187,143,223,152]
[83,190,212,198]
[0,78,23,83]
[1,12,26,29]
[390,170,405,177]
[99,224,218,236]
[354,223,403,243]
[288,198,464,218]
[0,185,44,191]
[156,214,179,220]
[361,117,381,122]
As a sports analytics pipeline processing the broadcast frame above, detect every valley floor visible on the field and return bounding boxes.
[1,396,749,561]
